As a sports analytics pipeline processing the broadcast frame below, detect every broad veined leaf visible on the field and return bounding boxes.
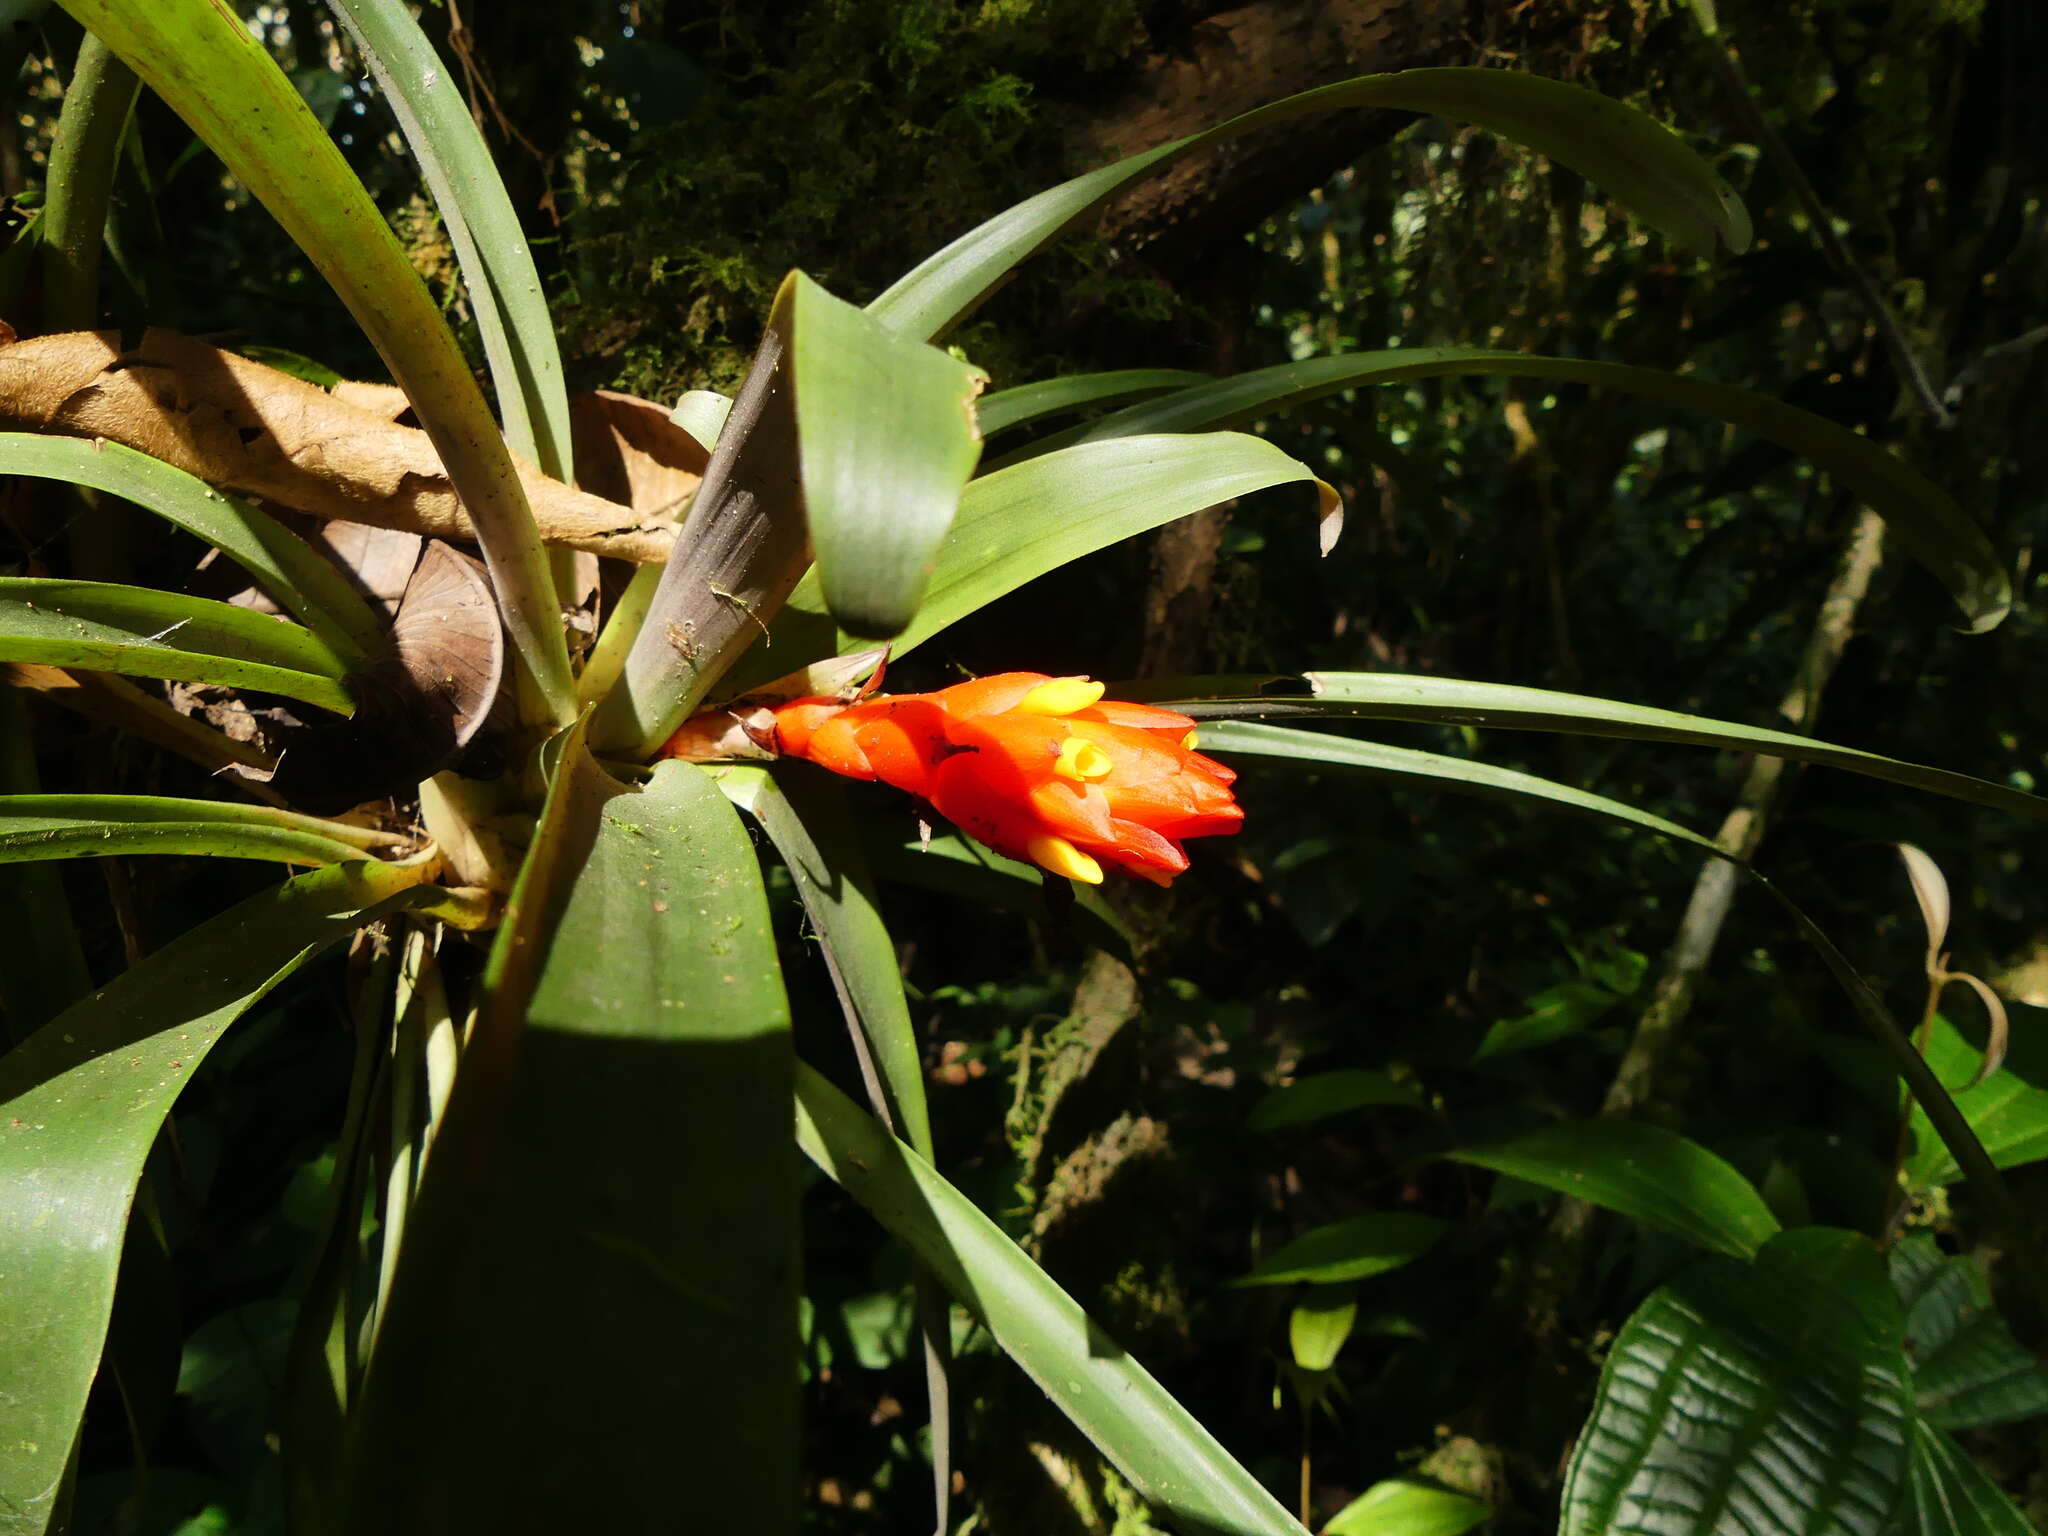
[1902,1015,2048,1190]
[1889,1236,2048,1431]
[1197,722,2022,1256]
[758,434,1339,674]
[1033,350,2006,630]
[795,1062,1309,1536]
[0,577,356,713]
[0,860,433,1536]
[352,756,797,1533]
[1448,1119,1781,1259]
[0,793,407,867]
[63,0,574,719]
[870,68,1748,341]
[1900,1420,2037,1536]
[784,272,986,639]
[1324,1478,1492,1536]
[1232,1212,1448,1288]
[1138,672,2048,823]
[325,0,573,479]
[0,432,384,663]
[976,368,1211,436]
[1248,1069,1423,1132]
[1561,1229,1913,1536]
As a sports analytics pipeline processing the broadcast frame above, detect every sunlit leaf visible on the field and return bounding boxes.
[0,577,355,713]
[1288,1284,1357,1373]
[1902,1016,2048,1190]
[0,793,405,867]
[0,861,432,1532]
[976,369,1210,436]
[1562,1230,1912,1536]
[795,1062,1307,1536]
[1324,1478,1492,1536]
[1448,1119,1781,1259]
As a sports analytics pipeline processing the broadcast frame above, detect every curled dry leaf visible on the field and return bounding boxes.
[0,330,684,562]
[568,388,711,515]
[1897,843,1950,975]
[1943,970,2012,1088]
[663,651,888,764]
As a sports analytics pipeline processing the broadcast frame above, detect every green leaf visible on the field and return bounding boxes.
[1324,1478,1492,1536]
[0,577,356,713]
[1247,1070,1423,1131]
[760,434,1338,673]
[1448,1120,1781,1259]
[352,757,797,1533]
[794,1062,1308,1536]
[718,765,931,1157]
[1288,1284,1357,1373]
[1561,1229,1913,1536]
[1142,672,2048,824]
[1903,1015,2048,1190]
[1045,350,2007,631]
[325,0,573,479]
[0,433,384,664]
[976,369,1211,436]
[0,689,90,1042]
[1473,979,1626,1060]
[0,861,432,1534]
[871,68,1748,341]
[64,0,573,719]
[1889,1236,2048,1431]
[1232,1212,1447,1288]
[1901,1421,2037,1536]
[785,271,987,638]
[0,793,404,867]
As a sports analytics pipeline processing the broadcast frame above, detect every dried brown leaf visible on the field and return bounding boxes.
[1897,842,1949,975]
[0,330,683,562]
[568,388,709,514]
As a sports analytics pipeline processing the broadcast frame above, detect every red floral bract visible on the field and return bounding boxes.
[764,672,1241,885]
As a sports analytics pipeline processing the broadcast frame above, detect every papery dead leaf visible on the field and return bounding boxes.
[0,330,685,562]
[569,388,710,515]
[1897,842,1949,976]
[1943,970,2012,1087]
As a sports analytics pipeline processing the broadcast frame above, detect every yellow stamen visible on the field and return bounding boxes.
[1015,677,1105,716]
[1027,833,1103,884]
[1053,736,1114,783]
[1180,730,1199,750]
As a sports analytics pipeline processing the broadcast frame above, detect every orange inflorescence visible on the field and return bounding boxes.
[768,672,1242,885]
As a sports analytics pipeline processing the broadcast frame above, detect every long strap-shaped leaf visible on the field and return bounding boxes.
[977,369,1212,436]
[323,0,572,481]
[0,433,384,662]
[58,0,575,720]
[796,1062,1308,1536]
[0,793,407,866]
[870,68,1749,341]
[741,433,1339,687]
[1010,349,2007,631]
[352,755,798,1533]
[1197,721,2028,1264]
[1134,671,2048,822]
[0,576,356,713]
[0,860,434,1535]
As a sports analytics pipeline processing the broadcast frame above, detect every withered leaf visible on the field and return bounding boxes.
[0,330,686,562]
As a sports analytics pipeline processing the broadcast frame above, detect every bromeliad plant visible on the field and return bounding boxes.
[1,3,2042,1534]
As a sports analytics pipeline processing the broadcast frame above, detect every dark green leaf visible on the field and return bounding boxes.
[1232,1212,1447,1288]
[0,577,355,714]
[872,69,1748,341]
[0,793,404,867]
[1903,1016,2048,1190]
[1889,1237,2048,1431]
[976,369,1211,436]
[1138,672,2048,823]
[352,757,797,1533]
[1047,351,2006,630]
[1448,1120,1781,1259]
[1248,1070,1423,1131]
[0,862,432,1533]
[862,831,1134,957]
[0,433,383,664]
[794,1062,1307,1536]
[1473,979,1624,1060]
[1562,1230,1912,1536]
[1900,1421,2036,1536]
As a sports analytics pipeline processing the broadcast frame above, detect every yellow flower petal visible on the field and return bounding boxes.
[1053,736,1115,783]
[1015,677,1105,716]
[1180,730,1199,750]
[1027,833,1103,884]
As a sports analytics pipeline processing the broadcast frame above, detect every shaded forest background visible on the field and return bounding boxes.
[9,0,2048,1530]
